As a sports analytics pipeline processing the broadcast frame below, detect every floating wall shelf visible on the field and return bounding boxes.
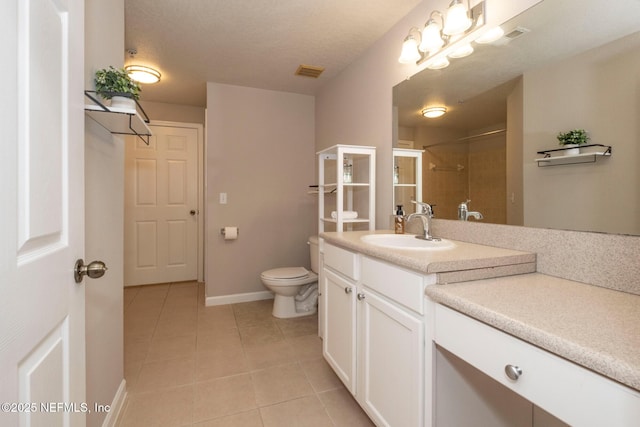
[84,91,152,144]
[535,144,612,167]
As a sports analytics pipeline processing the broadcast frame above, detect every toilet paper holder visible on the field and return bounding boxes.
[220,227,239,236]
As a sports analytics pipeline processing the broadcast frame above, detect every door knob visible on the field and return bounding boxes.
[190,209,198,216]
[74,259,108,283]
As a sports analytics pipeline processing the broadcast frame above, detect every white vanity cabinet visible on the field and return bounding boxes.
[433,304,640,427]
[322,242,428,427]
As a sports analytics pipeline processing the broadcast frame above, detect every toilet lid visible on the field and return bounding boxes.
[262,267,309,280]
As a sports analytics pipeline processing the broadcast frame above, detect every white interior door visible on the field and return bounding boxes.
[124,124,199,286]
[0,0,86,425]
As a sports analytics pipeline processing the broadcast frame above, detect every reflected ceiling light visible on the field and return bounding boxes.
[125,65,162,84]
[475,26,505,44]
[422,107,447,118]
[448,43,474,58]
[398,0,485,65]
[427,57,450,70]
[443,0,472,36]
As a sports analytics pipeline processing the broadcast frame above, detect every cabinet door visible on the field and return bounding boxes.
[322,268,357,393]
[358,289,424,427]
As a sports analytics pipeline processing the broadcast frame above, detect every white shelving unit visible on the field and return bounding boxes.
[84,91,152,144]
[393,148,423,214]
[318,145,376,232]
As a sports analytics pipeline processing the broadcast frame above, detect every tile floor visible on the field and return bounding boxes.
[119,281,375,427]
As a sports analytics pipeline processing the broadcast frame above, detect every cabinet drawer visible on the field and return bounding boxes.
[435,304,640,426]
[361,256,425,314]
[324,243,359,280]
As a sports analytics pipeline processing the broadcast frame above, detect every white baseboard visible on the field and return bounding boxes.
[102,379,127,427]
[206,290,273,306]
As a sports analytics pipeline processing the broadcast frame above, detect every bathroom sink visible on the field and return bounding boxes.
[360,234,455,250]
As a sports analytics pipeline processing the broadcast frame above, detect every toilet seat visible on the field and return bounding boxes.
[261,267,318,286]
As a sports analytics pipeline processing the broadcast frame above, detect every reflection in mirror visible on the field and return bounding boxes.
[393,0,640,235]
[393,146,423,215]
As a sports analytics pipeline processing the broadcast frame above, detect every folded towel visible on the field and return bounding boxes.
[331,211,358,219]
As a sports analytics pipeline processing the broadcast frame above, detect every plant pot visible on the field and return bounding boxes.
[562,144,580,156]
[110,95,136,111]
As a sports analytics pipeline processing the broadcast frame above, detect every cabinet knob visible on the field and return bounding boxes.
[344,287,353,294]
[357,293,366,301]
[504,364,523,381]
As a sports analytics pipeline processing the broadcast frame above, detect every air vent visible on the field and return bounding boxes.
[504,26,530,40]
[492,26,530,46]
[295,64,325,78]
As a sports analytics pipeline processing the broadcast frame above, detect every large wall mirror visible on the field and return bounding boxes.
[393,0,640,236]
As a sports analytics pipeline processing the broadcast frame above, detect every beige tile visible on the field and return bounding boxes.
[198,308,238,331]
[193,374,257,423]
[274,315,318,338]
[146,335,196,362]
[251,362,314,406]
[260,395,333,427]
[196,327,242,352]
[238,322,284,346]
[153,314,198,339]
[318,388,375,427]
[193,409,263,427]
[195,346,249,382]
[243,339,297,371]
[123,286,139,308]
[168,281,199,297]
[287,334,323,361]
[234,310,276,329]
[123,359,143,391]
[232,300,273,315]
[119,384,194,427]
[124,335,151,364]
[130,355,195,394]
[300,358,344,393]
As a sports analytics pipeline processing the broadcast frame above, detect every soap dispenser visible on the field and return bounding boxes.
[394,205,405,234]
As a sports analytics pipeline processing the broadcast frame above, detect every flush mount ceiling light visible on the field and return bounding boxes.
[422,107,447,118]
[398,0,486,66]
[125,65,161,84]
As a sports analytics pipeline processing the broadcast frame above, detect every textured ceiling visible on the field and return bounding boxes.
[125,0,423,107]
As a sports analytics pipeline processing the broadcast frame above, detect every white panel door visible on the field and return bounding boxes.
[0,0,86,426]
[124,124,199,285]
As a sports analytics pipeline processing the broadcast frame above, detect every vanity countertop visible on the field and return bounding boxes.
[321,230,536,283]
[426,273,640,391]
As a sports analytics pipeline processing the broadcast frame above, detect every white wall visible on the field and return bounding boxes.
[315,0,542,226]
[523,32,640,235]
[139,100,205,125]
[205,83,316,300]
[84,0,125,425]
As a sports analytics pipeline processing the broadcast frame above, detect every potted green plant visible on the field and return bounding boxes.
[94,66,141,110]
[557,129,589,156]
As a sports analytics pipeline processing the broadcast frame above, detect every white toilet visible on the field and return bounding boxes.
[260,236,319,318]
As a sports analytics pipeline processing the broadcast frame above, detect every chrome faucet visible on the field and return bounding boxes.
[406,201,439,241]
[458,200,484,221]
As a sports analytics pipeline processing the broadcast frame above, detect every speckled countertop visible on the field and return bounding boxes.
[426,274,640,391]
[321,230,536,283]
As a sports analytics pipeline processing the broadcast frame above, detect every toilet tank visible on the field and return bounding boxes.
[308,235,319,273]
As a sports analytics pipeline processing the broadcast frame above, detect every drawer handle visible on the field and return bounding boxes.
[357,293,366,301]
[505,364,523,381]
[344,287,353,294]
